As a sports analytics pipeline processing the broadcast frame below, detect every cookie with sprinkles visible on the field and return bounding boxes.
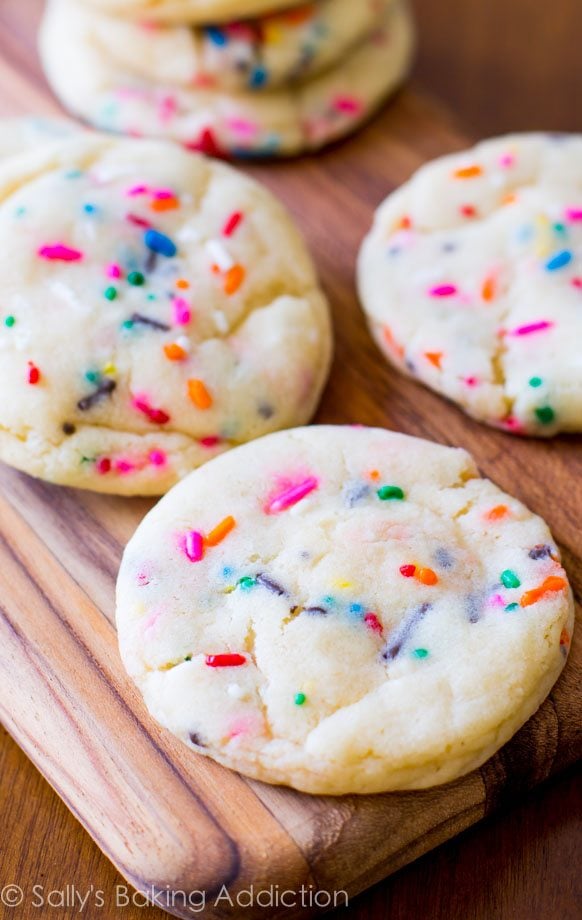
[76,0,327,25]
[63,0,394,94]
[40,0,414,157]
[358,133,582,436]
[0,129,331,495]
[116,425,574,794]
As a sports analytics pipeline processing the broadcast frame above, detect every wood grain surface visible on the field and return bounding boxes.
[0,2,581,919]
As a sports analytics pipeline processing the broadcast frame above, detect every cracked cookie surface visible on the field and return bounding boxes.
[358,134,582,436]
[40,0,415,157]
[116,426,574,794]
[0,130,331,494]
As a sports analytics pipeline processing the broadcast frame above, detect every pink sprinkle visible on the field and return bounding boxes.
[488,594,506,608]
[115,459,135,474]
[226,118,259,139]
[464,376,480,387]
[127,184,148,197]
[107,263,122,279]
[137,571,150,586]
[172,297,191,326]
[502,416,523,433]
[267,477,319,514]
[333,95,362,115]
[222,211,244,237]
[499,153,515,169]
[184,530,204,563]
[510,320,554,337]
[158,95,177,123]
[149,449,167,467]
[429,284,458,298]
[153,188,175,200]
[565,207,582,222]
[572,278,582,289]
[38,243,83,262]
[200,436,221,448]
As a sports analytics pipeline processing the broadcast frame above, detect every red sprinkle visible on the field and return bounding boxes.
[134,397,170,425]
[222,211,244,237]
[38,243,83,262]
[126,213,152,228]
[27,362,40,385]
[400,564,416,578]
[205,654,246,668]
[96,457,111,474]
[364,613,383,635]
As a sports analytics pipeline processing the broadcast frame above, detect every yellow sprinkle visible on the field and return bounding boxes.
[103,362,116,375]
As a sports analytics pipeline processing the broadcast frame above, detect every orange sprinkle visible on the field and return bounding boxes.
[425,351,443,369]
[417,568,438,586]
[383,326,405,360]
[368,469,381,481]
[164,343,187,361]
[224,264,245,295]
[502,193,517,206]
[206,516,236,547]
[176,278,190,290]
[486,504,509,521]
[560,628,571,647]
[394,215,412,231]
[187,378,213,410]
[482,276,496,302]
[520,576,567,608]
[454,165,483,179]
[151,195,179,212]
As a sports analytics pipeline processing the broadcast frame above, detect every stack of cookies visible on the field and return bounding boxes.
[39,0,415,157]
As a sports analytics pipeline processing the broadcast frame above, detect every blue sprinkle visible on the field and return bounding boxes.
[222,566,234,578]
[545,249,573,272]
[206,26,228,46]
[144,228,177,259]
[349,603,364,615]
[64,169,83,179]
[83,203,98,214]
[249,67,268,89]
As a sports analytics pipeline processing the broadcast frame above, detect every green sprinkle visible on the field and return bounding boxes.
[377,485,405,501]
[535,406,555,425]
[505,603,519,612]
[4,315,15,328]
[294,692,307,706]
[121,319,134,330]
[127,271,145,286]
[413,648,429,659]
[104,286,118,301]
[184,655,192,661]
[501,569,521,589]
[553,222,567,236]
[14,206,26,218]
[237,576,256,591]
[529,376,543,388]
[85,370,99,383]
[147,293,157,301]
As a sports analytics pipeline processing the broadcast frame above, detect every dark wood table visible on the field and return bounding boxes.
[0,1,580,918]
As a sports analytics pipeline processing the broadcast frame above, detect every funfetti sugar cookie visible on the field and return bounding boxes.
[40,0,415,157]
[358,134,582,436]
[0,130,331,495]
[116,425,574,795]
[76,0,322,25]
[66,0,393,94]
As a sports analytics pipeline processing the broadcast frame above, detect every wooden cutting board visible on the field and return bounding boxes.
[0,2,581,918]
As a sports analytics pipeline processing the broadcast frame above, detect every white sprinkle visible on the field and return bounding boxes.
[205,238,234,272]
[212,310,229,334]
